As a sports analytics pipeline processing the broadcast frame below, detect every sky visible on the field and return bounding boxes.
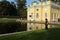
[7,0,38,5]
[26,0,38,5]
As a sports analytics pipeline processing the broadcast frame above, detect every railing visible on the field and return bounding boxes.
[16,19,60,25]
[16,19,60,30]
[51,1,60,7]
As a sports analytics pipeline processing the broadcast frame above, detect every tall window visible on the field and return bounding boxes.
[29,23,33,30]
[36,13,39,18]
[51,13,54,21]
[45,13,47,18]
[52,13,56,21]
[36,26,39,30]
[54,13,56,19]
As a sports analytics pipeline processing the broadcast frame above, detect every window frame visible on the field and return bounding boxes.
[36,13,39,18]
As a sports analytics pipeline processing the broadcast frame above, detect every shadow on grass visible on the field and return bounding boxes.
[0,27,60,40]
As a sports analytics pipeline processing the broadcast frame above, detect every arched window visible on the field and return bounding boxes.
[29,23,33,30]
[45,13,47,18]
[36,26,39,30]
[36,13,39,18]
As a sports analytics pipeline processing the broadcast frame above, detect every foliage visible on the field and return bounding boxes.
[15,0,27,18]
[0,0,18,17]
[0,0,27,18]
[0,27,60,40]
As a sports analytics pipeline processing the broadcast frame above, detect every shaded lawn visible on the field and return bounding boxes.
[0,27,60,40]
[0,18,17,23]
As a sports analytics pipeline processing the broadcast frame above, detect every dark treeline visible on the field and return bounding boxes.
[15,0,27,18]
[0,0,27,18]
[0,1,18,16]
[0,0,27,34]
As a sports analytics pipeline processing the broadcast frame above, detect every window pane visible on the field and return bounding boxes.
[36,13,39,18]
[36,26,39,30]
[29,23,33,30]
[45,13,47,18]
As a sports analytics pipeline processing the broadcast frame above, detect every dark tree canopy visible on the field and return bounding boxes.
[15,0,27,18]
[0,1,18,17]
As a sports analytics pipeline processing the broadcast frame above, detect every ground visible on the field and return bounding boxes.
[0,27,60,40]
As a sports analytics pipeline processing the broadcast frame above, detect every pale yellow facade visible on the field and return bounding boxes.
[27,1,60,31]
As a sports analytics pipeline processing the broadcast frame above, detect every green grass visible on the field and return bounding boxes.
[0,27,60,40]
[0,18,17,23]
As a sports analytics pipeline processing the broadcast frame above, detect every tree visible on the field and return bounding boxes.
[2,0,7,1]
[0,0,18,17]
[15,0,27,18]
[11,2,16,8]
